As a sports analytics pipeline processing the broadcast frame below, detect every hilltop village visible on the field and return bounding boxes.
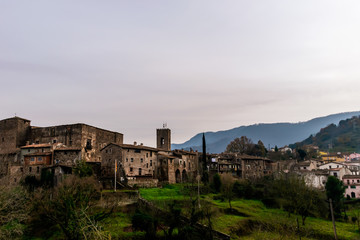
[1,116,360,199]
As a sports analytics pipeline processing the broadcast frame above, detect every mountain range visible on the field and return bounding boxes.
[171,111,360,154]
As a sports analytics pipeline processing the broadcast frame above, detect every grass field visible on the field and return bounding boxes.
[139,184,360,240]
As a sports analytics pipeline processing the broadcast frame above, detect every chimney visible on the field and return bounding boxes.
[140,143,143,146]
[134,141,137,146]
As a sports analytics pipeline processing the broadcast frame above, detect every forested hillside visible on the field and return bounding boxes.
[290,116,360,153]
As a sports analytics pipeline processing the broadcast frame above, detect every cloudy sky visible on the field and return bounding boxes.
[1,1,360,147]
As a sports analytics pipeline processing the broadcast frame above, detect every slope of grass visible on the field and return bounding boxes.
[140,184,360,240]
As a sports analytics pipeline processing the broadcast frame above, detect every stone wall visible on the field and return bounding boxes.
[54,149,81,166]
[30,124,123,162]
[0,117,30,153]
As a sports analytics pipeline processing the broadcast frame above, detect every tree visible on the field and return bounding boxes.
[326,176,346,218]
[221,174,235,211]
[225,136,254,155]
[274,145,278,152]
[297,149,307,161]
[255,140,267,157]
[31,175,110,240]
[212,174,222,193]
[201,133,209,184]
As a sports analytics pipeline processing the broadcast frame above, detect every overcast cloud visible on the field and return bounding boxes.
[1,0,360,146]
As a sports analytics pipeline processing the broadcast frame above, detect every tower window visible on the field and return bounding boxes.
[161,138,165,145]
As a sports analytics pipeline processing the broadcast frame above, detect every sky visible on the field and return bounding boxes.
[1,1,360,147]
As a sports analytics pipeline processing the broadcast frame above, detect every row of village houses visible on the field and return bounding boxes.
[0,117,275,188]
[1,116,360,199]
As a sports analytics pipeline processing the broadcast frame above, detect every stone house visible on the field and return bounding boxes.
[100,142,159,187]
[241,155,273,179]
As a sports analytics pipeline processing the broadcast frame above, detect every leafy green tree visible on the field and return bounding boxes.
[326,176,346,217]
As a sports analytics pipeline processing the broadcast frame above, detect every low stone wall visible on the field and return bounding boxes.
[128,178,158,188]
[100,191,139,207]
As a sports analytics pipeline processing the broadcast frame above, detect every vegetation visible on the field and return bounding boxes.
[225,136,267,157]
[290,115,360,153]
[326,176,346,218]
[139,177,360,240]
[1,172,360,239]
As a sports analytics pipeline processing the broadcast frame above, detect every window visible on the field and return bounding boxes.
[131,158,134,162]
[150,152,152,157]
[348,180,350,184]
[150,160,152,166]
[146,163,148,168]
[139,168,142,176]
[109,148,112,153]
[53,139,57,143]
[29,167,32,172]
[36,140,39,144]
[130,167,133,172]
[357,180,360,183]
[329,166,331,169]
[20,167,23,172]
[334,172,338,177]
[69,140,73,145]
[86,139,92,149]
[30,157,35,162]
[161,138,165,145]
[28,149,30,152]
[38,157,43,162]
[141,158,143,163]
[37,167,40,173]
[146,153,148,157]
[135,149,141,153]
[1,137,4,142]
[351,185,356,189]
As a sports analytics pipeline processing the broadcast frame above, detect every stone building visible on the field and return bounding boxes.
[0,116,123,185]
[100,142,159,187]
[30,123,123,162]
[207,153,273,180]
[157,149,199,184]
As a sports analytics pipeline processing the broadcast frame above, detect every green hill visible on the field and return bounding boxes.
[291,116,360,153]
